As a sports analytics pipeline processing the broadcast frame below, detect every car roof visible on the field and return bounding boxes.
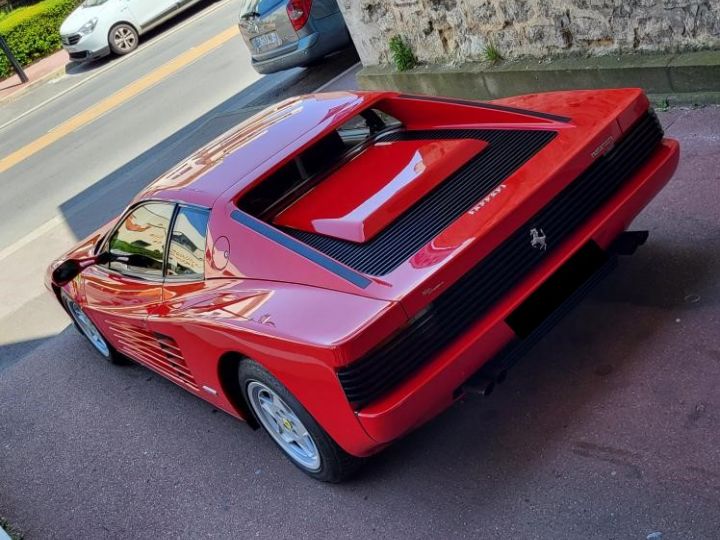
[135,91,394,208]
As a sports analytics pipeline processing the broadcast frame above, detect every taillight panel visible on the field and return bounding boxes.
[286,0,312,31]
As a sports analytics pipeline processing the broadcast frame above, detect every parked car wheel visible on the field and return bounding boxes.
[61,293,123,364]
[239,360,363,482]
[109,23,139,55]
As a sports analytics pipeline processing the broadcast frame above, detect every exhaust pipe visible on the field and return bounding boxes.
[462,374,495,397]
[611,230,649,256]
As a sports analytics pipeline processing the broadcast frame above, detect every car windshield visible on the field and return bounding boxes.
[82,0,109,6]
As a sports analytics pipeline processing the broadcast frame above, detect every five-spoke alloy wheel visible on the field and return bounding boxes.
[247,381,321,471]
[62,293,123,364]
[239,361,362,482]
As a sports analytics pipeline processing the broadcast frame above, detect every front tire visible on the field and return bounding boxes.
[239,361,363,482]
[109,23,139,55]
[61,293,124,365]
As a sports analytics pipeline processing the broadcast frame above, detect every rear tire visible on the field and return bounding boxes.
[109,23,139,55]
[239,360,363,482]
[61,293,125,365]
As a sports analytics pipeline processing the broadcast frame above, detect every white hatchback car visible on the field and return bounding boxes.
[60,0,206,62]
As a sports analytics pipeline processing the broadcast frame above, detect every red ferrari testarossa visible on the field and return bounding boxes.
[48,89,679,481]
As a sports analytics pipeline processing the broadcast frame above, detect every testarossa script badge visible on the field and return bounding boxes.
[467,184,508,216]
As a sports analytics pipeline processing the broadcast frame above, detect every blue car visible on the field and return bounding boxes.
[238,0,352,74]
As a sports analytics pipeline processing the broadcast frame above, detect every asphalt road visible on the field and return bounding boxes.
[1,99,719,538]
[0,0,359,365]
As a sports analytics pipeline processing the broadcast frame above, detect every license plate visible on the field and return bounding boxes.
[252,31,282,52]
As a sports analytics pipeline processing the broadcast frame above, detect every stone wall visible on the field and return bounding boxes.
[338,0,720,67]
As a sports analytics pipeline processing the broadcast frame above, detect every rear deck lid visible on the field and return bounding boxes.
[273,138,487,243]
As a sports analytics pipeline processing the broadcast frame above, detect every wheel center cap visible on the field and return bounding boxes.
[282,418,293,431]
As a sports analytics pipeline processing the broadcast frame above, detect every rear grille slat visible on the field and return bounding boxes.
[286,129,556,275]
[338,111,664,408]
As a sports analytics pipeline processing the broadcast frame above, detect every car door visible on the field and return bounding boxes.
[127,0,178,30]
[146,204,212,393]
[82,201,174,365]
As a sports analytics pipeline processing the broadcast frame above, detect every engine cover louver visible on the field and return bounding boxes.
[284,128,557,276]
[338,111,663,408]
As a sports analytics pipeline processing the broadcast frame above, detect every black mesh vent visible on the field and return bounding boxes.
[338,111,664,408]
[284,129,557,276]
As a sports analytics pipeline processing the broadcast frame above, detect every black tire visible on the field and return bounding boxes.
[239,360,363,482]
[108,23,139,55]
[61,292,126,365]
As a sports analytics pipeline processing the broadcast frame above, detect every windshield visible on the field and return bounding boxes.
[82,0,110,6]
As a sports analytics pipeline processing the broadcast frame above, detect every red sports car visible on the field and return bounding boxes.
[48,89,679,482]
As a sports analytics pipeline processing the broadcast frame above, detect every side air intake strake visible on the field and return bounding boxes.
[337,111,663,408]
[284,129,557,276]
[105,321,198,390]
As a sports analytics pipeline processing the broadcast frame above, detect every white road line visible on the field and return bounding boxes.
[0,0,233,133]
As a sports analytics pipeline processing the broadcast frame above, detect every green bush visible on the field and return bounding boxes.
[389,35,416,72]
[0,0,81,79]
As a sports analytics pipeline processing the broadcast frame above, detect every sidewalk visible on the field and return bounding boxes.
[0,49,69,103]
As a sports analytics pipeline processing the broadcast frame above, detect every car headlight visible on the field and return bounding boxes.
[78,17,98,35]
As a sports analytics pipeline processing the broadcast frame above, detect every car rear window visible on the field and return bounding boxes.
[238,108,402,220]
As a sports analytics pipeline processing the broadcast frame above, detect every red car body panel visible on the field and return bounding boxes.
[48,88,680,458]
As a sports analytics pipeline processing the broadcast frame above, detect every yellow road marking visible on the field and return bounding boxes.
[0,26,239,175]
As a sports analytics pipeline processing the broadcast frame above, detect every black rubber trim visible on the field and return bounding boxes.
[398,94,572,123]
[230,210,372,289]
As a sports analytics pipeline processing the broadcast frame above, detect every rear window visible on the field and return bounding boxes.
[238,109,401,219]
[336,109,402,143]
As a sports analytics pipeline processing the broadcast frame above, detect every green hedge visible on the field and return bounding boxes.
[0,0,81,79]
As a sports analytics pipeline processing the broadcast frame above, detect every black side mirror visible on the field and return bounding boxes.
[51,252,111,286]
[51,252,153,286]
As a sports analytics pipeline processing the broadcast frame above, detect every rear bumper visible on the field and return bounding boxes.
[353,138,679,446]
[250,28,350,74]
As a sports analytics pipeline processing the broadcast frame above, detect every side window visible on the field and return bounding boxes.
[108,203,174,278]
[166,207,210,279]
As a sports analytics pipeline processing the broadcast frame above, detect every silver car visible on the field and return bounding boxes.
[238,0,351,74]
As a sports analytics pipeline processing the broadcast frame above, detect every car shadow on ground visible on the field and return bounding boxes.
[64,0,227,76]
[0,335,54,373]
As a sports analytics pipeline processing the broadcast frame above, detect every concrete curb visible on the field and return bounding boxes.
[357,50,720,106]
